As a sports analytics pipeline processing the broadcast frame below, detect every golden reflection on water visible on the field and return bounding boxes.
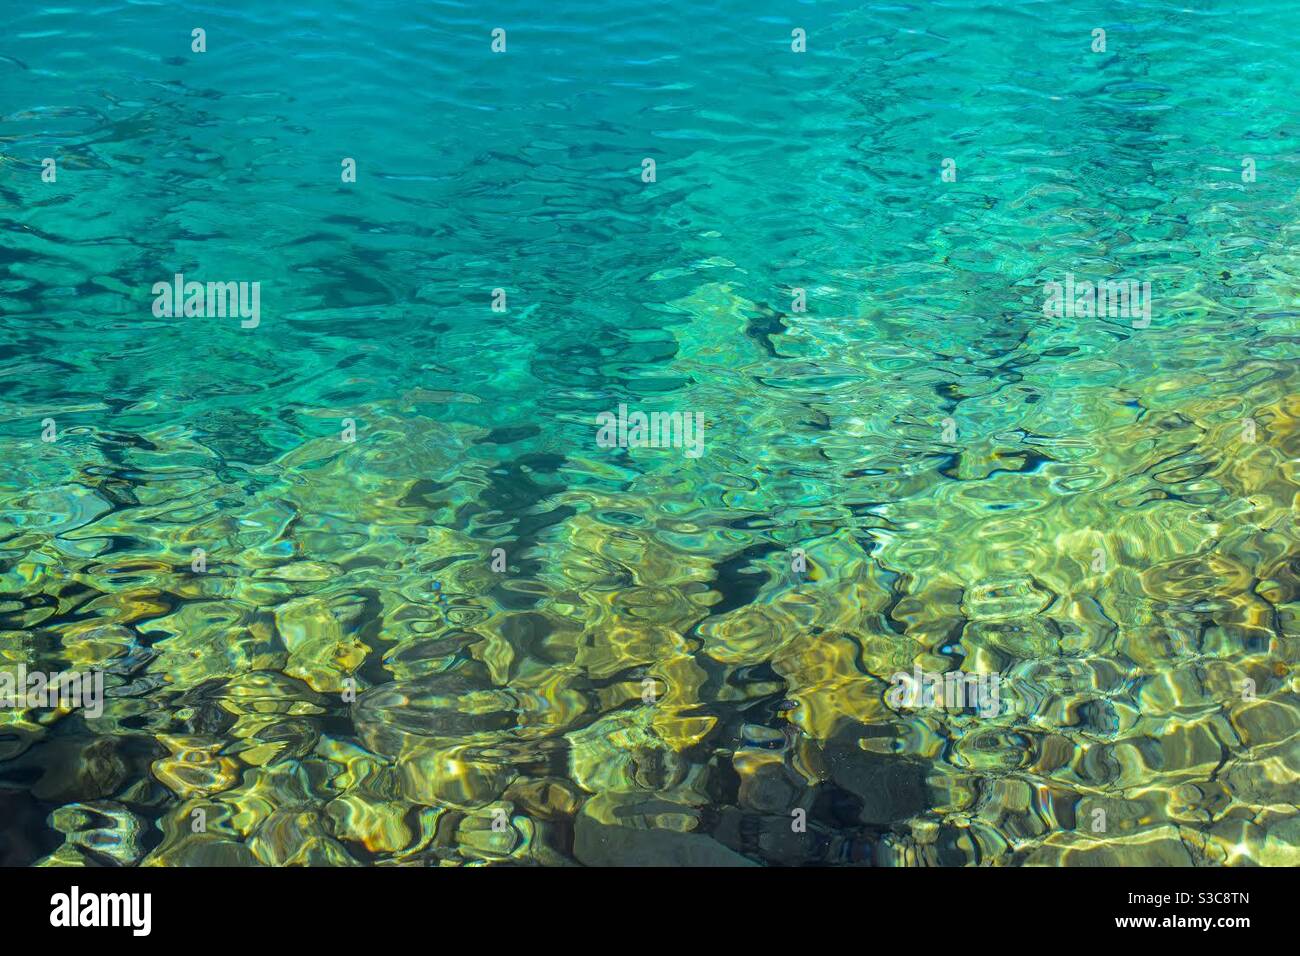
[3,310,1296,867]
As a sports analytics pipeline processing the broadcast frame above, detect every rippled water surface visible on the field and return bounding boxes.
[1,0,1297,866]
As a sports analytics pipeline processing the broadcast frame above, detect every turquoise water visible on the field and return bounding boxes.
[0,1,1297,866]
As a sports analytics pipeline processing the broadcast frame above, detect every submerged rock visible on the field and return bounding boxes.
[573,792,756,867]
[820,729,928,826]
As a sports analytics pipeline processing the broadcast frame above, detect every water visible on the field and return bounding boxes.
[0,0,1297,866]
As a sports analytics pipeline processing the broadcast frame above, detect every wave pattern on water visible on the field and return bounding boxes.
[0,0,1297,866]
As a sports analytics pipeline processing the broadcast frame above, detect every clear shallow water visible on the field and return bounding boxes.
[0,0,1297,865]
